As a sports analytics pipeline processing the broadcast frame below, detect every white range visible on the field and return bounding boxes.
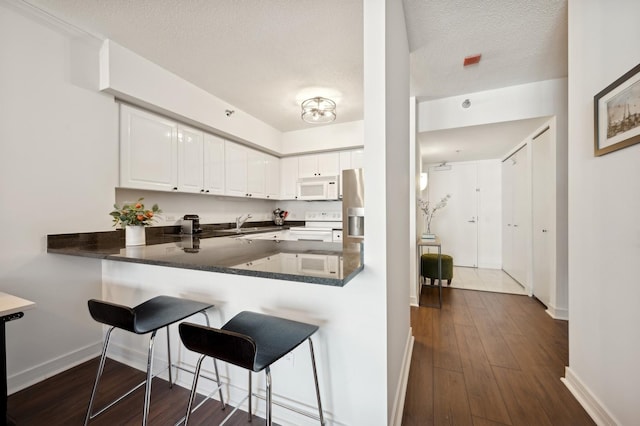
[238,211,342,242]
[288,211,343,242]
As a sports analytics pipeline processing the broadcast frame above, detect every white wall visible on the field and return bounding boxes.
[564,1,640,424]
[364,0,412,424]
[115,189,278,226]
[418,78,568,132]
[0,1,118,392]
[280,120,364,155]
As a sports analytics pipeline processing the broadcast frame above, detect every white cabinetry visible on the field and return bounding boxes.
[338,149,364,197]
[203,134,225,195]
[224,141,249,197]
[177,125,204,193]
[264,154,280,199]
[298,152,340,178]
[121,104,226,195]
[120,104,178,191]
[225,141,279,199]
[280,157,298,200]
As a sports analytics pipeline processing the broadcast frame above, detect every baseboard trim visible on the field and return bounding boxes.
[545,304,568,321]
[562,367,618,426]
[390,327,414,426]
[8,341,102,395]
[409,295,419,307]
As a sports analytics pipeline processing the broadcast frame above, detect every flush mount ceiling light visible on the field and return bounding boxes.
[301,97,336,124]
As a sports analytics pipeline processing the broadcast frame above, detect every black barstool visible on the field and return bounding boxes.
[84,295,223,425]
[179,311,324,425]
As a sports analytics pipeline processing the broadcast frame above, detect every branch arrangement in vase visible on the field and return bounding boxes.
[418,194,451,234]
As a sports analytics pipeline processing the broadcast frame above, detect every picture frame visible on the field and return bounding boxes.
[594,62,640,156]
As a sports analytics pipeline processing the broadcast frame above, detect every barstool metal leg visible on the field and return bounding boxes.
[142,330,158,426]
[248,371,252,422]
[265,366,272,426]
[184,354,205,426]
[166,325,173,387]
[84,326,115,426]
[308,338,325,425]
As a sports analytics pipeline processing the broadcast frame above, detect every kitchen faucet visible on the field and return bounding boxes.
[235,213,252,231]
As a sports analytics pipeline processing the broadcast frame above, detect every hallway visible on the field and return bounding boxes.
[402,287,593,425]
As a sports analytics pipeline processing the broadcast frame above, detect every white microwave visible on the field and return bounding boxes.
[297,176,339,200]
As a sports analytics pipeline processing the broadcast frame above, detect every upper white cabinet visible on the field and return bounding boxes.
[177,125,205,193]
[280,157,299,200]
[224,141,249,197]
[203,134,225,195]
[264,154,280,199]
[246,148,266,198]
[298,152,340,178]
[225,141,279,199]
[121,104,227,195]
[351,149,364,169]
[120,104,178,191]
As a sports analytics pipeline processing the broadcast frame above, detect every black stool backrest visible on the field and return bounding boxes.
[179,322,257,371]
[88,299,136,332]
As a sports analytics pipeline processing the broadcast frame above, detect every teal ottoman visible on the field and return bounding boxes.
[421,253,453,286]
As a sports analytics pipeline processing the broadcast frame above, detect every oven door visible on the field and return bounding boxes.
[288,227,334,242]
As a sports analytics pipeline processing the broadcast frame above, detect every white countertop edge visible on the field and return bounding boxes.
[0,292,36,316]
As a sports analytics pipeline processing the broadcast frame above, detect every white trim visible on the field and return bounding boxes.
[8,341,102,395]
[545,305,569,321]
[562,367,618,426]
[409,295,419,307]
[390,328,415,426]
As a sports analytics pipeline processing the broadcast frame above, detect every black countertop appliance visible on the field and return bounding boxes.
[182,214,202,234]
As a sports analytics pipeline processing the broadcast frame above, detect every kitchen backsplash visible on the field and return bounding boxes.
[115,188,342,226]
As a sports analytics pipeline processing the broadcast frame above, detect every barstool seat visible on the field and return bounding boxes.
[179,311,324,425]
[85,295,220,425]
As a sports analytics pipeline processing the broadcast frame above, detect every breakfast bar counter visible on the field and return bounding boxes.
[47,229,363,286]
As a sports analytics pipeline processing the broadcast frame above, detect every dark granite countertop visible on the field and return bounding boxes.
[47,225,363,286]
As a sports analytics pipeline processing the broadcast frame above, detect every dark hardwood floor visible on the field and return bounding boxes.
[7,286,594,425]
[8,357,265,425]
[403,286,595,426]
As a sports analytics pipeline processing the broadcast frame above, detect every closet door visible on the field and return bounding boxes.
[532,128,554,306]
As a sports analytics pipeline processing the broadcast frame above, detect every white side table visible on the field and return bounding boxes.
[0,292,35,425]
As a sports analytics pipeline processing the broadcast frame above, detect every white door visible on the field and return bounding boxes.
[428,163,478,267]
[532,128,553,306]
[203,134,225,195]
[120,105,178,191]
[177,125,204,193]
[316,152,340,176]
[280,157,299,199]
[246,148,266,198]
[224,141,248,197]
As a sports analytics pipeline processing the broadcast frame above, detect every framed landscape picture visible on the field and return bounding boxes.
[594,62,640,156]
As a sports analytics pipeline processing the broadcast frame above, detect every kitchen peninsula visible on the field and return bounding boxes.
[48,228,363,286]
[47,227,365,424]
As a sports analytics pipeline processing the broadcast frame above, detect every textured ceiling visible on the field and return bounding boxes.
[22,0,567,159]
[404,0,568,101]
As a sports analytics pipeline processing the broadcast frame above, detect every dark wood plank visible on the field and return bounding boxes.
[466,306,520,370]
[492,365,554,425]
[455,324,512,425]
[433,367,473,425]
[403,306,434,426]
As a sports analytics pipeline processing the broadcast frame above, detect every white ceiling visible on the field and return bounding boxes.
[22,0,567,159]
[420,116,551,165]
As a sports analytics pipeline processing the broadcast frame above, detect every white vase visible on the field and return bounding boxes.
[125,225,146,246]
